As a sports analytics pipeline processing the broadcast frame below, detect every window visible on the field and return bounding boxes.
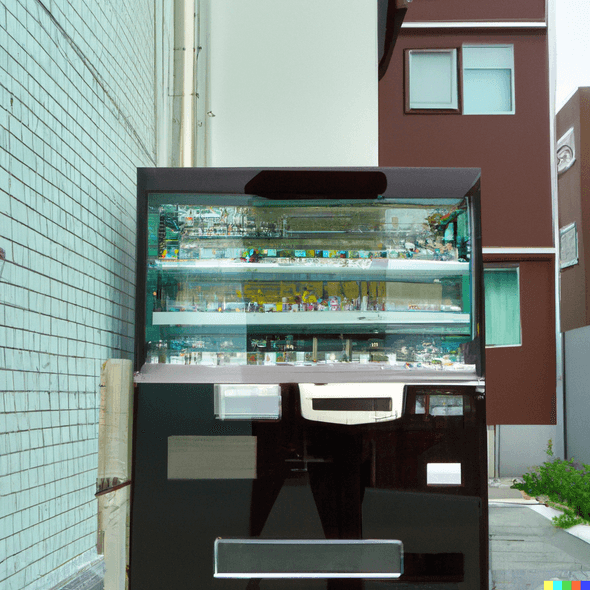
[484,267,521,347]
[405,45,514,115]
[405,49,460,113]
[463,45,514,114]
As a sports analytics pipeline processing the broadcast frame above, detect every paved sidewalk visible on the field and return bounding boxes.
[488,479,590,590]
[51,559,104,590]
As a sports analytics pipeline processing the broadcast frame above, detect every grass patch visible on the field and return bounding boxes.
[510,440,590,529]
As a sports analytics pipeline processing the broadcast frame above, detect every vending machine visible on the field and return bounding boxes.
[130,167,487,589]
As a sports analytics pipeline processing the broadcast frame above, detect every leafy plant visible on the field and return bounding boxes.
[510,440,590,529]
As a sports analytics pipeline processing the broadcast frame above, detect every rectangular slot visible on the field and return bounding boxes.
[214,539,403,579]
[168,436,256,479]
[427,463,462,486]
[312,398,392,412]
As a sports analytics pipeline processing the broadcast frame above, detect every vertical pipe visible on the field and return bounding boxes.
[182,0,195,166]
[195,0,211,166]
[495,424,500,478]
[547,0,566,459]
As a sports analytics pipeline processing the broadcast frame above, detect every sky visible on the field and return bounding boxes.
[555,0,590,110]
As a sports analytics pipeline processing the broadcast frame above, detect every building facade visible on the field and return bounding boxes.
[556,87,590,465]
[0,1,158,589]
[378,0,559,476]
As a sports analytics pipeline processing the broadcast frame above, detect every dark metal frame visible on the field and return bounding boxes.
[132,167,487,590]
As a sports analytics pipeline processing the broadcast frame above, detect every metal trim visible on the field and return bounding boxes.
[402,21,547,29]
[483,247,555,254]
[214,538,403,579]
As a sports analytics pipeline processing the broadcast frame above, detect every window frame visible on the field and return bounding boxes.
[404,44,515,116]
[462,44,515,115]
[404,48,462,114]
[483,264,522,348]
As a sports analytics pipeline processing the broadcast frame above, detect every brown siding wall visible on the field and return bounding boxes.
[404,0,545,23]
[557,91,586,332]
[485,257,556,425]
[380,30,553,248]
[582,93,590,326]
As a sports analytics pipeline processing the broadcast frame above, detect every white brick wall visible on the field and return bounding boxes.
[0,1,155,588]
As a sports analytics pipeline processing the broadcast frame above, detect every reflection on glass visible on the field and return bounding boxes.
[415,393,464,416]
[430,395,464,416]
[415,394,427,414]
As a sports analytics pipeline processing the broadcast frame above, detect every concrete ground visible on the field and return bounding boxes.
[488,478,590,590]
[51,559,104,590]
[54,481,590,590]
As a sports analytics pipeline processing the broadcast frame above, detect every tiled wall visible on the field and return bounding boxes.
[0,1,155,588]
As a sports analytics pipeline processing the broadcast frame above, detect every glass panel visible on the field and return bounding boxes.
[214,539,403,578]
[484,268,521,346]
[463,68,512,114]
[144,197,474,371]
[415,394,427,414]
[409,50,458,109]
[429,394,464,416]
[462,45,513,69]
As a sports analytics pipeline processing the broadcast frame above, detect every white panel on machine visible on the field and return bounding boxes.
[299,383,405,425]
[215,384,282,420]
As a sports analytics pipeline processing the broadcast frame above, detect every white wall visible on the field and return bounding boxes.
[206,0,378,167]
[155,0,176,167]
[498,425,557,477]
[0,1,155,588]
[564,325,590,465]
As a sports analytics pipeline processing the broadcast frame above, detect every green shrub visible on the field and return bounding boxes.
[510,440,590,529]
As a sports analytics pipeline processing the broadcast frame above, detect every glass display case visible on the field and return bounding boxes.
[138,190,481,378]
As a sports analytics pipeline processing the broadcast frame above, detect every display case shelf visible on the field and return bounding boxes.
[134,362,480,384]
[152,310,470,327]
[150,258,470,278]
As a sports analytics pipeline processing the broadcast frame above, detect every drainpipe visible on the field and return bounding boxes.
[194,0,210,166]
[547,0,566,459]
[171,0,197,167]
[182,0,195,166]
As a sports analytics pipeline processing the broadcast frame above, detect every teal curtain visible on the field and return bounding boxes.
[484,269,521,346]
